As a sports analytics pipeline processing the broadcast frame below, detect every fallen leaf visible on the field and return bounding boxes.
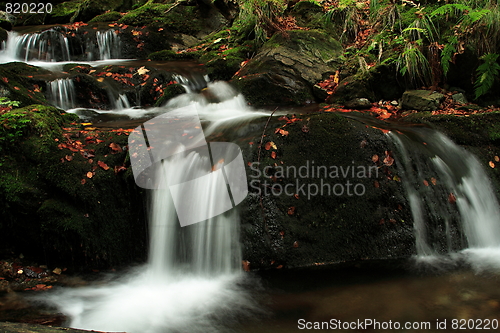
[271,151,276,159]
[81,179,86,185]
[109,142,122,153]
[294,194,299,199]
[383,155,394,166]
[242,260,250,272]
[495,156,499,162]
[136,66,149,75]
[97,161,110,170]
[431,177,437,185]
[293,241,299,248]
[97,78,104,82]
[489,161,495,168]
[423,180,429,186]
[65,155,73,161]
[448,193,456,204]
[288,206,296,215]
[372,154,379,163]
[86,171,93,178]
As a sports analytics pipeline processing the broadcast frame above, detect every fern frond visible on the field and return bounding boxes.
[474,53,500,99]
[441,36,458,76]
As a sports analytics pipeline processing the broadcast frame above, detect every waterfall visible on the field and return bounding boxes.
[389,127,500,270]
[114,93,131,110]
[41,81,265,333]
[16,29,71,62]
[0,29,122,63]
[47,78,76,110]
[96,29,121,60]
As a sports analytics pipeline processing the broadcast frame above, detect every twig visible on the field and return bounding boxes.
[257,107,278,234]
[164,0,187,14]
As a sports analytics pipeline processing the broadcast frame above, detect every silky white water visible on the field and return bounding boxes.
[41,80,265,333]
[390,128,500,271]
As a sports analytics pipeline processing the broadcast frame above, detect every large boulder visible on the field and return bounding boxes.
[232,30,342,106]
[401,90,445,111]
[239,112,415,269]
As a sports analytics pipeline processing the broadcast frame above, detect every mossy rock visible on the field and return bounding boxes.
[290,0,326,30]
[148,49,196,61]
[73,0,124,22]
[232,30,342,106]
[239,112,415,269]
[0,104,147,269]
[0,62,50,107]
[47,0,83,24]
[119,3,202,33]
[88,11,123,23]
[154,83,186,106]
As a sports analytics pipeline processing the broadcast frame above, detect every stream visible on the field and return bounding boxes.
[1,24,500,333]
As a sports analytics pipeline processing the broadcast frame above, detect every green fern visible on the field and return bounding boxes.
[430,4,472,18]
[474,53,500,99]
[441,36,458,76]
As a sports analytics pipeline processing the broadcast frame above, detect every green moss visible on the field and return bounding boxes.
[88,11,123,22]
[119,3,202,33]
[148,50,196,61]
[48,0,83,24]
[154,84,186,106]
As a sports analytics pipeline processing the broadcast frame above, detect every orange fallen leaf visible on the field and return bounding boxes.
[489,161,495,168]
[242,260,250,272]
[372,154,379,163]
[271,151,276,159]
[431,177,437,185]
[495,156,499,162]
[423,180,429,186]
[97,161,110,170]
[86,171,93,178]
[288,206,296,215]
[448,193,456,204]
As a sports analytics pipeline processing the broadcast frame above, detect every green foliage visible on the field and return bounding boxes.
[236,0,287,45]
[0,102,31,147]
[430,3,472,17]
[441,36,458,76]
[397,41,432,87]
[323,0,362,43]
[474,53,500,99]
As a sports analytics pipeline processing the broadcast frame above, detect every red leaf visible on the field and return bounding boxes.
[97,161,110,170]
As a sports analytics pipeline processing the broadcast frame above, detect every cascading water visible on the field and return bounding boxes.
[389,126,500,270]
[47,78,76,110]
[0,28,122,63]
[41,81,265,333]
[96,29,122,60]
[15,29,71,62]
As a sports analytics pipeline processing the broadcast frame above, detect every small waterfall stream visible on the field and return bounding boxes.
[0,28,122,63]
[388,126,500,270]
[47,78,76,110]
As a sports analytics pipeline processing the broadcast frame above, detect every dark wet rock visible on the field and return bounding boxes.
[327,64,404,104]
[0,19,12,31]
[401,90,445,111]
[0,322,92,333]
[232,30,342,106]
[344,98,372,109]
[239,112,415,270]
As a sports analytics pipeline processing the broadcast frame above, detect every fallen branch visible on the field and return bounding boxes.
[164,0,188,14]
[257,107,278,235]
